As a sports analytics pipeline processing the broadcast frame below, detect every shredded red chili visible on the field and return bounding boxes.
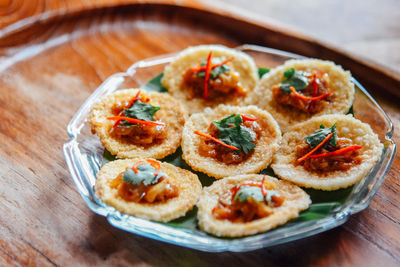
[125,90,142,109]
[191,57,234,72]
[308,145,362,158]
[131,159,161,175]
[290,86,332,101]
[261,175,267,197]
[308,73,318,112]
[194,130,239,151]
[297,132,333,163]
[240,114,257,122]
[107,116,165,127]
[203,52,213,100]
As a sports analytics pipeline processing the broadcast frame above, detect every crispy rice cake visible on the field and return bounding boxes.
[96,158,202,222]
[181,105,281,179]
[246,59,354,132]
[161,45,259,114]
[89,89,187,159]
[197,174,311,237]
[271,114,383,190]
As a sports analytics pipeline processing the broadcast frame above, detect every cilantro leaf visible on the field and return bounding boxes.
[329,123,337,147]
[284,67,295,78]
[305,123,338,149]
[234,186,264,202]
[258,67,270,78]
[122,164,164,185]
[280,69,308,93]
[123,100,160,122]
[212,114,256,154]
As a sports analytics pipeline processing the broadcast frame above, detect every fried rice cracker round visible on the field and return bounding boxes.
[181,105,281,179]
[95,158,202,222]
[161,45,259,114]
[89,89,187,159]
[246,59,354,132]
[197,174,311,237]
[271,114,383,190]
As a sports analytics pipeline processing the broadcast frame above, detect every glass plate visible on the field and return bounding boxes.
[63,44,396,252]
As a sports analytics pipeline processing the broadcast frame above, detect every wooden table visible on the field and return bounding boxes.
[0,1,399,266]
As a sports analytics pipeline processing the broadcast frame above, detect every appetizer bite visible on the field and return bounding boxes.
[246,59,354,132]
[162,45,259,114]
[197,174,310,237]
[271,114,383,190]
[96,158,202,222]
[181,105,281,179]
[89,89,187,159]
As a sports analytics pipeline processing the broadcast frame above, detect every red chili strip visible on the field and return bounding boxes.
[125,90,142,109]
[261,175,267,197]
[308,73,318,112]
[108,116,165,127]
[203,52,213,100]
[240,114,258,122]
[308,145,362,158]
[290,86,332,101]
[194,130,239,150]
[191,57,234,72]
[146,158,161,176]
[297,132,333,163]
[131,160,147,173]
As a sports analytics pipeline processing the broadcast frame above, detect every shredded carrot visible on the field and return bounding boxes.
[203,52,213,100]
[193,130,239,150]
[240,114,257,122]
[297,132,333,163]
[107,116,165,127]
[290,86,332,101]
[308,145,362,158]
[191,57,234,72]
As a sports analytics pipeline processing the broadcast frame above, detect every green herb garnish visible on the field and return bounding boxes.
[212,114,256,154]
[280,67,308,93]
[233,185,280,205]
[122,100,160,122]
[234,186,264,202]
[258,67,270,78]
[122,164,165,185]
[305,123,338,149]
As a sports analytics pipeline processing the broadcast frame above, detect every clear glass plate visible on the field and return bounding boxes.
[63,44,396,252]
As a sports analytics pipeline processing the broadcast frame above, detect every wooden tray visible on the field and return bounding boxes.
[0,1,399,265]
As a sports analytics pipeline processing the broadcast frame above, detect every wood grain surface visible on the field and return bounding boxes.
[0,1,399,266]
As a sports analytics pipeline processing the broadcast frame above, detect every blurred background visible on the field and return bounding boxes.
[218,0,400,74]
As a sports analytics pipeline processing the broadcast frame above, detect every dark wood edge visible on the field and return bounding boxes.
[0,0,399,99]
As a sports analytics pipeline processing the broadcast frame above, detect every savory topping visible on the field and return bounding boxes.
[183,52,245,100]
[109,159,178,203]
[297,123,362,172]
[212,176,285,222]
[272,68,332,113]
[108,90,167,145]
[195,113,260,164]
